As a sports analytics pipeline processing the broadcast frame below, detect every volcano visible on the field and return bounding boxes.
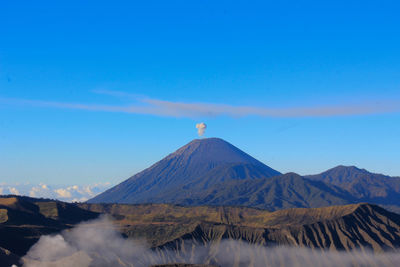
[88,138,400,212]
[88,138,281,204]
[88,138,400,213]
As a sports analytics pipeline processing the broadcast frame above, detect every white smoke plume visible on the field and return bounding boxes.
[196,122,207,137]
[20,216,400,267]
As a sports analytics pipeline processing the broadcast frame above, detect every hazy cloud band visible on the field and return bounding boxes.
[1,93,400,119]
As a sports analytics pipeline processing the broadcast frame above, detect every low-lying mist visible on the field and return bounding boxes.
[21,216,400,267]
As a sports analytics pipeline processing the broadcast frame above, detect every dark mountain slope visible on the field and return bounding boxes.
[306,166,400,208]
[155,173,354,211]
[183,163,278,190]
[149,163,282,201]
[89,138,280,204]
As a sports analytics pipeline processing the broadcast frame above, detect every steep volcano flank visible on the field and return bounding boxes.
[88,138,280,204]
[184,163,279,190]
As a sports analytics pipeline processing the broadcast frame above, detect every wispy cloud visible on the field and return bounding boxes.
[1,91,400,118]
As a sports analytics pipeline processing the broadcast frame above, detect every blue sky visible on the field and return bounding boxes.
[1,0,400,185]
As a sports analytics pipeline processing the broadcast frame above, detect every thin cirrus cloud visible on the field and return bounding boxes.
[1,90,400,118]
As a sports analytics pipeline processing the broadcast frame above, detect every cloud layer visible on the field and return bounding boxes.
[22,216,400,267]
[2,91,400,119]
[0,183,111,202]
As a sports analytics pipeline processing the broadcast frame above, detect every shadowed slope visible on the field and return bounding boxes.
[152,173,354,211]
[0,196,99,257]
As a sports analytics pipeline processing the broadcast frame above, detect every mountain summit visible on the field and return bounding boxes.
[306,165,400,202]
[89,138,280,203]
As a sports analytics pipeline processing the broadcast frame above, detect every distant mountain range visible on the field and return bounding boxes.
[306,165,400,207]
[88,138,400,213]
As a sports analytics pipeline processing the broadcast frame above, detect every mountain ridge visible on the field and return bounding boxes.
[306,165,400,209]
[153,172,355,211]
[88,138,400,214]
